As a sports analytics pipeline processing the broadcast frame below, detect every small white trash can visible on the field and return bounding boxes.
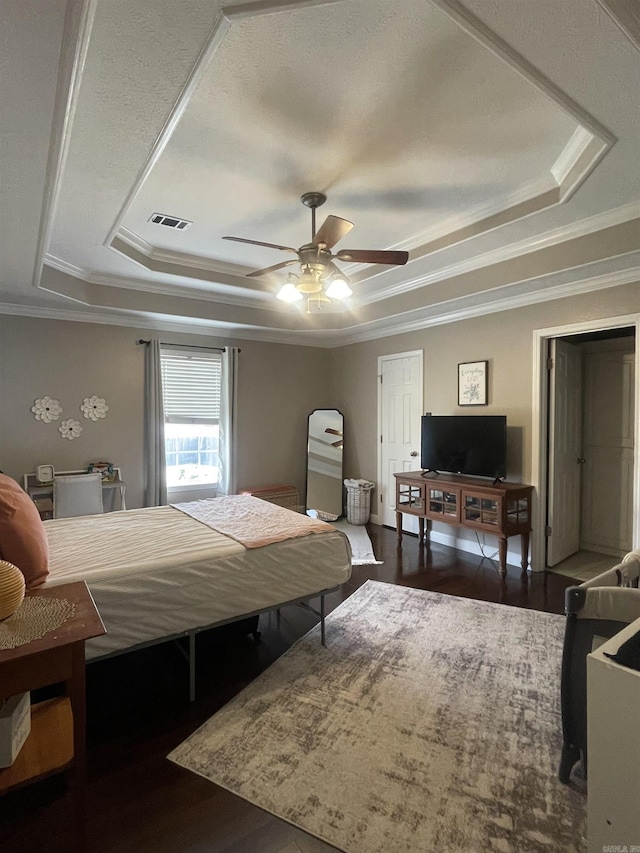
[344,479,375,525]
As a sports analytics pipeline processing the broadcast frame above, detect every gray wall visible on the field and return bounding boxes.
[328,281,639,521]
[0,316,333,507]
[1,280,637,520]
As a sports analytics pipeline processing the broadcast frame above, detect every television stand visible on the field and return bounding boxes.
[394,471,533,576]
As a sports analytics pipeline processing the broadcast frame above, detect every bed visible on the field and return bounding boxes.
[41,495,352,698]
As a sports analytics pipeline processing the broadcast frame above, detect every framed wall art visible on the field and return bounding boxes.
[458,360,488,406]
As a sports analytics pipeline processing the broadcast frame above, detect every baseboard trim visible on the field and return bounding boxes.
[369,517,539,571]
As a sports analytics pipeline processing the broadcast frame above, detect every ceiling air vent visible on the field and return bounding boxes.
[149,213,192,230]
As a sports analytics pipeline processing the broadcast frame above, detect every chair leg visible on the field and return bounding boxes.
[559,742,581,783]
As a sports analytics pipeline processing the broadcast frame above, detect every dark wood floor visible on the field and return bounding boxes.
[0,526,574,853]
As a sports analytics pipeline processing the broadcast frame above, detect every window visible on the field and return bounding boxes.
[160,349,221,489]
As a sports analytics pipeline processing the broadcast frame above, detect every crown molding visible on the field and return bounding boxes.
[46,199,640,315]
[552,126,595,185]
[90,270,271,307]
[33,0,97,292]
[44,255,277,310]
[596,0,640,51]
[324,257,640,347]
[0,300,290,344]
[115,227,249,277]
[5,252,638,349]
[122,176,560,285]
[386,177,558,256]
[431,0,615,146]
[43,254,87,280]
[358,200,640,306]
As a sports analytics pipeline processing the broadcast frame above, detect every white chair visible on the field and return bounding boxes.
[53,473,104,519]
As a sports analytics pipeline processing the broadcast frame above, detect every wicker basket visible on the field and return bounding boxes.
[344,480,375,525]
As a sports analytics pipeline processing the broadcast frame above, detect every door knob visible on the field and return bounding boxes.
[577,457,586,464]
[410,451,418,457]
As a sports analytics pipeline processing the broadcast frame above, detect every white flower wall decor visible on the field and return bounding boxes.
[81,395,109,421]
[31,396,63,423]
[58,419,83,440]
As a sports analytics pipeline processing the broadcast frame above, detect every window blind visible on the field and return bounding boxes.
[160,350,221,423]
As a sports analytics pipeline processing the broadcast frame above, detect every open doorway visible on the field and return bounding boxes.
[532,317,640,579]
[544,326,636,580]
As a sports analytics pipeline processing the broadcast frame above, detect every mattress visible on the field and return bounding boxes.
[43,504,352,659]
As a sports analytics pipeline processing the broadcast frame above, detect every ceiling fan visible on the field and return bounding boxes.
[222,192,409,308]
[325,426,343,449]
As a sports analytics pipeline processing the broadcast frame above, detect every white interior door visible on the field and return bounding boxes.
[547,338,583,566]
[581,347,635,555]
[378,351,423,529]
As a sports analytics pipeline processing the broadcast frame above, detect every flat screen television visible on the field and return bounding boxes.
[420,415,507,480]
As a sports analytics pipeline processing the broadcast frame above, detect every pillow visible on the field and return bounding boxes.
[0,474,49,588]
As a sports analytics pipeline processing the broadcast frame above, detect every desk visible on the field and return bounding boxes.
[0,582,105,837]
[24,469,126,519]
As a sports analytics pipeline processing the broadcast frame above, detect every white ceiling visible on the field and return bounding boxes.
[0,0,638,345]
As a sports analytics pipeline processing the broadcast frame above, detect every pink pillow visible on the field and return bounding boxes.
[0,474,49,588]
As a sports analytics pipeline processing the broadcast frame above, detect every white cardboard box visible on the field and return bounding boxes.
[0,692,31,767]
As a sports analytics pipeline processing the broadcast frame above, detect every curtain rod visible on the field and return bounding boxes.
[137,339,239,353]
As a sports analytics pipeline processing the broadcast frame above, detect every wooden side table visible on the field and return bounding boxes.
[394,471,533,575]
[0,582,105,835]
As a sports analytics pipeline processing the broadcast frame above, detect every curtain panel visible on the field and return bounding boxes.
[218,346,239,496]
[144,339,168,506]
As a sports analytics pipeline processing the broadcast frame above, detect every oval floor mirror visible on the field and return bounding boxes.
[306,408,344,521]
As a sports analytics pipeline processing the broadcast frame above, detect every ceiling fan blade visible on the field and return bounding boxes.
[312,215,354,249]
[331,439,344,448]
[325,427,343,436]
[222,236,297,253]
[246,259,298,278]
[336,249,409,265]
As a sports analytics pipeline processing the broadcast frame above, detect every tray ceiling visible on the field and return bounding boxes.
[0,0,638,344]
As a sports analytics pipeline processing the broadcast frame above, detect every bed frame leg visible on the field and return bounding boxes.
[189,631,196,702]
[320,594,326,647]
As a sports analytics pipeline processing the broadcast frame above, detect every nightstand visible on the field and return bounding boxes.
[0,582,105,837]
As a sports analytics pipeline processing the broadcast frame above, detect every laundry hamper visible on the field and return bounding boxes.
[344,479,375,525]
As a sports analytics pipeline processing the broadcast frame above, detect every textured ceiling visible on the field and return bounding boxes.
[0,0,638,344]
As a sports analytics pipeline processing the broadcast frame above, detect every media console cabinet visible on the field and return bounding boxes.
[394,471,533,575]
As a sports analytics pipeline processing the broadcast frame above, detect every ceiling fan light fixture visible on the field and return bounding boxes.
[325,276,352,299]
[296,269,322,294]
[277,279,303,302]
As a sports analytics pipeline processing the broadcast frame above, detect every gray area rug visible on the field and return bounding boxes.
[330,520,383,566]
[169,581,586,853]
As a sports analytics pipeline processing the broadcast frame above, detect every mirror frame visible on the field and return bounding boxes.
[305,408,344,521]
